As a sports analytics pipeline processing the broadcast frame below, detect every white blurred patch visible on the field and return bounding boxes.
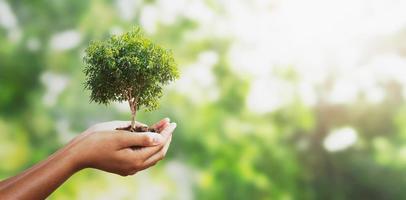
[247,78,294,114]
[0,0,16,30]
[115,0,138,21]
[140,5,158,34]
[228,42,273,78]
[367,53,406,85]
[41,72,69,107]
[174,51,219,104]
[365,86,385,104]
[0,0,21,42]
[298,82,317,106]
[156,0,186,25]
[328,79,359,105]
[183,0,213,25]
[50,30,82,51]
[323,127,358,152]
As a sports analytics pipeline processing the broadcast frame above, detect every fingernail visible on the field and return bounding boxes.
[164,117,170,122]
[171,122,177,128]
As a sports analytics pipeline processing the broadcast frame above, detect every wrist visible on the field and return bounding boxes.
[58,143,85,173]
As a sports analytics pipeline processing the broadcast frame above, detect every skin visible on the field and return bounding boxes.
[0,118,176,200]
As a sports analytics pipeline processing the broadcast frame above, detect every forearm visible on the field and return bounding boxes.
[0,146,80,199]
[0,148,65,187]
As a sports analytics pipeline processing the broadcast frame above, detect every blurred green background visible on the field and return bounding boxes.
[1,0,406,199]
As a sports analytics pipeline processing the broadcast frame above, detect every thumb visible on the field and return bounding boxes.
[115,131,164,148]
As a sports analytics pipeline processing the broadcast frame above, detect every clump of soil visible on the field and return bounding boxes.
[116,125,157,133]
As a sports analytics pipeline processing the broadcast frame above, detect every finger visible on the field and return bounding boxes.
[159,122,176,138]
[138,135,173,171]
[162,135,172,154]
[136,123,176,160]
[143,135,172,167]
[115,131,164,148]
[150,118,169,133]
[150,118,170,133]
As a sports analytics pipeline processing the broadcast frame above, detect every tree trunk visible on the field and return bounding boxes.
[131,110,136,129]
[129,99,137,129]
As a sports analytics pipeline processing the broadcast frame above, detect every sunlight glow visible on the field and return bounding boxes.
[199,0,406,112]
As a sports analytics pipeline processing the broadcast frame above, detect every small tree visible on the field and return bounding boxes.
[83,28,179,132]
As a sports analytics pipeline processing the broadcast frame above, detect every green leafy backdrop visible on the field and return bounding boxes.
[1,0,406,199]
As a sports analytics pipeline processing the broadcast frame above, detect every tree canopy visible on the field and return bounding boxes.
[83,28,179,112]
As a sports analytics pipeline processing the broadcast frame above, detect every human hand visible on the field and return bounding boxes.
[64,118,176,176]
